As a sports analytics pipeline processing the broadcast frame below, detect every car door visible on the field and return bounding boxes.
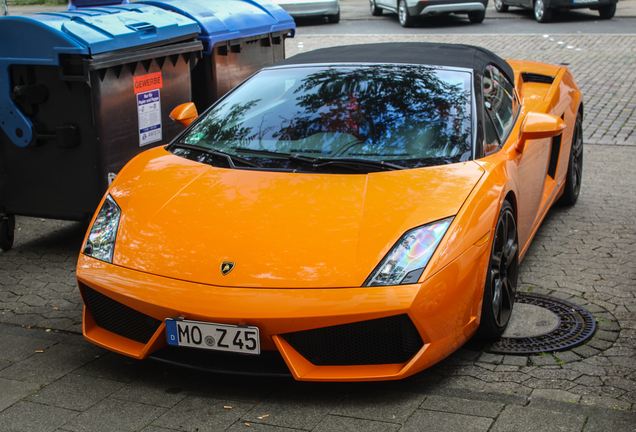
[483,64,550,251]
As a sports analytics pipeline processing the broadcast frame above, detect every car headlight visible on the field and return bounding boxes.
[364,217,453,286]
[82,195,121,263]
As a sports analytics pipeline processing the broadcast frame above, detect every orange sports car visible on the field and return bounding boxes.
[77,43,583,381]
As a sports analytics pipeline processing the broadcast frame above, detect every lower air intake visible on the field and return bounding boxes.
[282,314,423,366]
[81,284,161,344]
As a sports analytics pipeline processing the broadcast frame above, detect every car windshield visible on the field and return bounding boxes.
[172,65,473,172]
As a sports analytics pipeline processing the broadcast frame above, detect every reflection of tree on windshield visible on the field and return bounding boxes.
[274,66,471,158]
[179,65,472,167]
[184,100,260,146]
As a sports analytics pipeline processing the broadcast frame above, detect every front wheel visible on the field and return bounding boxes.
[468,10,486,23]
[534,0,552,22]
[494,0,509,12]
[559,112,583,206]
[0,214,15,252]
[398,0,415,27]
[477,201,518,339]
[370,0,383,15]
[598,3,616,18]
[327,9,340,23]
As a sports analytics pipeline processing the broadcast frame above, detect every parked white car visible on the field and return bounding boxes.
[370,0,487,26]
[273,0,340,23]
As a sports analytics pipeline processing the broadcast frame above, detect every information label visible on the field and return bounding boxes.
[137,89,162,146]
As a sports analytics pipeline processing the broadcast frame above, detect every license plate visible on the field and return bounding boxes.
[165,319,260,355]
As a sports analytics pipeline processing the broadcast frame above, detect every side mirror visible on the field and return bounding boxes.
[169,102,198,127]
[516,112,566,153]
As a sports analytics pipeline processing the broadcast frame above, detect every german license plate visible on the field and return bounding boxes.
[165,319,260,355]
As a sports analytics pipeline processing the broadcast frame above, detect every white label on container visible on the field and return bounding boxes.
[138,89,162,146]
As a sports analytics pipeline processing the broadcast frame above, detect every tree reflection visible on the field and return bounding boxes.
[178,65,472,168]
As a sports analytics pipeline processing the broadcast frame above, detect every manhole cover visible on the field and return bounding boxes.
[488,293,596,355]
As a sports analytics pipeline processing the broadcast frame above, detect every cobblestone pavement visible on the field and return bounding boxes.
[1,34,636,431]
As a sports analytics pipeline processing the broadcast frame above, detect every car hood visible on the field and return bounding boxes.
[109,149,484,288]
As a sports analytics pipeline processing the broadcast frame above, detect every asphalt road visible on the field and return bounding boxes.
[295,0,636,34]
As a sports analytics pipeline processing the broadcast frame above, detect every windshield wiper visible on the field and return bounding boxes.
[236,148,404,172]
[171,143,262,168]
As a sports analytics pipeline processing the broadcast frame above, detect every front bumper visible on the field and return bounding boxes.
[77,238,490,381]
[276,0,339,17]
[409,0,488,15]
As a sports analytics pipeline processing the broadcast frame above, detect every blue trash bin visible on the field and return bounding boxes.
[139,0,296,111]
[0,5,202,250]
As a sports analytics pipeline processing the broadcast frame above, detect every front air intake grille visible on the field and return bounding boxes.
[548,133,562,179]
[282,314,423,366]
[81,284,161,344]
[521,73,555,84]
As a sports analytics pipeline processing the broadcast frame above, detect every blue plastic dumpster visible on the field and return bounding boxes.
[0,5,202,250]
[140,0,296,111]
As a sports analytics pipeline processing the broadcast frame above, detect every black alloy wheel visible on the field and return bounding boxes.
[328,9,340,23]
[598,3,616,18]
[468,9,486,22]
[494,0,509,12]
[370,0,383,15]
[0,214,15,252]
[398,0,415,27]
[534,0,552,22]
[477,201,518,339]
[559,112,584,205]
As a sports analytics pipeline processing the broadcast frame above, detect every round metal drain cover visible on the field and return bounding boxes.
[488,293,596,355]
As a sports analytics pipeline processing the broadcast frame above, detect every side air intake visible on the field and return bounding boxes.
[521,73,555,84]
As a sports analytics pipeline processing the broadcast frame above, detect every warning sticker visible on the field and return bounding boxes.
[137,89,162,146]
[134,72,163,94]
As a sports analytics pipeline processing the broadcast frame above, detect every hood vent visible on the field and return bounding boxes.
[521,73,555,84]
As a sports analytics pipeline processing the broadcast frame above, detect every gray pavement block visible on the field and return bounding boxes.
[0,342,104,386]
[419,395,504,418]
[530,389,582,403]
[73,351,154,383]
[61,398,166,432]
[330,389,424,423]
[490,405,586,432]
[400,409,493,432]
[26,373,124,411]
[0,378,40,412]
[110,372,191,409]
[0,401,79,432]
[151,395,254,432]
[313,415,401,432]
[502,355,528,366]
[240,386,344,430]
[583,417,636,432]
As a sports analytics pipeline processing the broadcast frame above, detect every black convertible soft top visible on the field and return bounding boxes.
[271,43,515,86]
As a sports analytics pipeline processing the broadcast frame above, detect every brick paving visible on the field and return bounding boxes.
[1,31,636,431]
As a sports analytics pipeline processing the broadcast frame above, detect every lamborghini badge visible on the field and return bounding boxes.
[221,261,235,275]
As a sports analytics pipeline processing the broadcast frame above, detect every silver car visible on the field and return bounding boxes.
[370,0,487,26]
[273,0,340,23]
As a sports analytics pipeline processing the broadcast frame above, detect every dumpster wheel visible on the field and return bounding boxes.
[0,214,15,251]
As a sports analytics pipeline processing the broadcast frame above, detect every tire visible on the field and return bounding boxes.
[559,112,583,206]
[534,0,552,22]
[476,201,518,340]
[494,0,509,12]
[598,3,615,18]
[327,9,340,23]
[370,0,383,15]
[398,0,415,27]
[468,9,486,23]
[0,214,15,252]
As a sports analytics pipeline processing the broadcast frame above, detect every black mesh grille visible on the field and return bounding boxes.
[282,314,423,366]
[81,284,161,344]
[521,72,555,84]
[548,133,562,179]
